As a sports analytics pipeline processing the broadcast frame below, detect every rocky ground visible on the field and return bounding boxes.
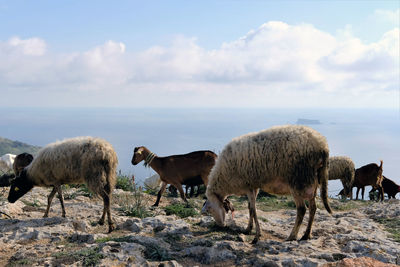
[0,186,399,267]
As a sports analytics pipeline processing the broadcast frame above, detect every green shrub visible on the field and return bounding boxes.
[116,175,134,192]
[53,247,103,267]
[164,202,198,218]
[143,243,172,261]
[117,186,151,218]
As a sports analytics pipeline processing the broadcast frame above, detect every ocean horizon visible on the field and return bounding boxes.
[1,107,399,199]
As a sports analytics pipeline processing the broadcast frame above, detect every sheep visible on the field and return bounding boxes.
[7,137,118,232]
[201,125,332,244]
[353,161,384,201]
[0,153,16,174]
[143,173,162,191]
[131,146,217,206]
[13,152,34,176]
[369,176,400,200]
[328,156,355,199]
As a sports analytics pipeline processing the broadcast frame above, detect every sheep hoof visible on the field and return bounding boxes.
[299,234,310,241]
[43,214,49,218]
[108,224,115,233]
[250,237,259,244]
[243,227,252,235]
[286,236,296,241]
[98,219,105,225]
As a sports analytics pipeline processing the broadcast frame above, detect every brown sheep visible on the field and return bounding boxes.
[131,146,217,206]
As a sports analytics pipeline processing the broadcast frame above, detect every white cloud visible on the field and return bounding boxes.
[374,9,400,24]
[0,21,398,108]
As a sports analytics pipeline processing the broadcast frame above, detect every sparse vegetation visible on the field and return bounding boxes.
[96,235,134,243]
[164,202,198,218]
[6,258,33,267]
[143,243,172,261]
[374,218,400,243]
[116,186,152,218]
[115,174,134,192]
[52,247,104,267]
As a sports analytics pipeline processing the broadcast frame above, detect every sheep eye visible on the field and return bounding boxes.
[14,187,19,191]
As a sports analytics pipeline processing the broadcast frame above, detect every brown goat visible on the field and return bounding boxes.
[13,152,34,176]
[369,176,400,200]
[131,146,217,206]
[353,160,384,201]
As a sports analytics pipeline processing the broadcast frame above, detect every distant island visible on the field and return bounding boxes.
[0,137,41,156]
[296,118,321,125]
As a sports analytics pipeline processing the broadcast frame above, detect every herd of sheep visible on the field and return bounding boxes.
[0,125,399,244]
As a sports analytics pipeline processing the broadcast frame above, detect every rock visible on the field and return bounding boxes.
[68,233,95,243]
[120,219,141,233]
[71,219,89,232]
[323,256,399,267]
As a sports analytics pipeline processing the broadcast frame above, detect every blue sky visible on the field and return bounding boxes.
[0,0,398,108]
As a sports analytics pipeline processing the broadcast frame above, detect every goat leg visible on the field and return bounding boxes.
[153,181,167,207]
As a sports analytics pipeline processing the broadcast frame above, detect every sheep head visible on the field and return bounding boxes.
[201,193,226,226]
[131,147,146,165]
[7,170,34,203]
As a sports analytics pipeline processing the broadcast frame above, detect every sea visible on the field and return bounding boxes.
[1,107,399,199]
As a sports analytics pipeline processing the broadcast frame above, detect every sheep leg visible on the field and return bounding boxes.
[287,196,306,241]
[153,181,167,206]
[98,191,115,232]
[56,186,66,217]
[248,189,261,244]
[244,200,253,234]
[300,197,316,240]
[44,186,57,218]
[361,186,365,200]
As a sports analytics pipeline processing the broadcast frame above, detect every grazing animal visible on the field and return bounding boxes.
[13,152,34,176]
[0,153,16,173]
[202,125,332,243]
[328,156,355,199]
[8,137,118,232]
[353,161,384,201]
[131,146,217,206]
[369,176,400,200]
[0,173,14,187]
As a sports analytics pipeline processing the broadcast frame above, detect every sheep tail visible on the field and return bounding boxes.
[319,155,332,214]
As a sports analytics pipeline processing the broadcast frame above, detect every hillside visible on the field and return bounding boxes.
[0,137,41,156]
[0,186,399,266]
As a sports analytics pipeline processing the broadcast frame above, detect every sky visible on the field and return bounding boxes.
[0,0,399,108]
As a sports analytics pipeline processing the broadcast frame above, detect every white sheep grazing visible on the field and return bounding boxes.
[202,125,332,243]
[0,153,16,173]
[328,156,355,199]
[7,137,118,232]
